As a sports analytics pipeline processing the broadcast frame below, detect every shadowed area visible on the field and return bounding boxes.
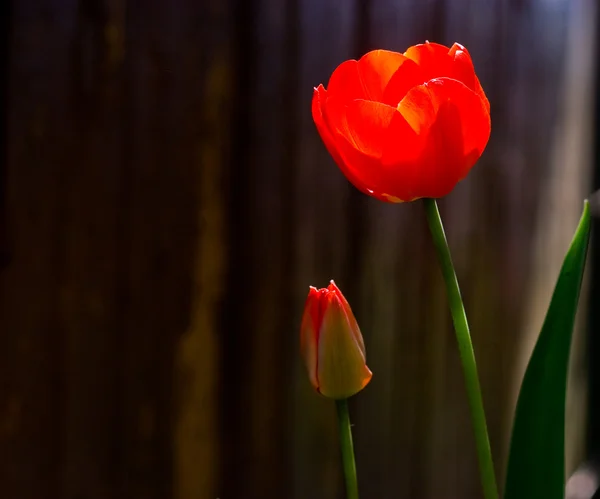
[0,1,598,498]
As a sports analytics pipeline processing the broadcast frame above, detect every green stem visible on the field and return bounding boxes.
[423,198,499,499]
[335,398,359,499]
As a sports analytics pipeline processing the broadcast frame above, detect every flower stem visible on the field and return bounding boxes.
[423,198,499,499]
[335,398,359,499]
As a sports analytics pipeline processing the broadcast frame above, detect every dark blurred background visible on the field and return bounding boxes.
[0,0,599,498]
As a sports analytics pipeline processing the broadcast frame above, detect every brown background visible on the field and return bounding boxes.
[0,0,598,498]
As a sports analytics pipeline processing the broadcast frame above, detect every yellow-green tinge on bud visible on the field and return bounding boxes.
[300,280,372,399]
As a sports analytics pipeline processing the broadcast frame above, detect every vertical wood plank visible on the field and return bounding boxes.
[173,1,232,498]
[215,0,260,496]
[60,1,126,498]
[0,1,78,497]
[117,1,200,497]
[0,0,11,272]
[242,0,301,495]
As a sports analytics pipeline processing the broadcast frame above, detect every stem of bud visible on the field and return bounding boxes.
[335,398,359,499]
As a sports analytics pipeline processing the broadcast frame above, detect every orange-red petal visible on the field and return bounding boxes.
[327,60,369,102]
[426,77,490,173]
[300,287,322,390]
[313,87,379,197]
[381,58,426,106]
[327,50,410,104]
[448,43,490,113]
[376,103,429,202]
[323,96,426,202]
[397,77,490,198]
[356,50,412,102]
[397,84,437,135]
[404,42,454,82]
[323,97,403,199]
[338,100,398,158]
[404,42,489,112]
[312,85,345,167]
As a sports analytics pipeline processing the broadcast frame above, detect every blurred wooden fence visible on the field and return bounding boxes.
[0,0,596,498]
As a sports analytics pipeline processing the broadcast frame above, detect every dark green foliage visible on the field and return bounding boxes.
[504,201,591,499]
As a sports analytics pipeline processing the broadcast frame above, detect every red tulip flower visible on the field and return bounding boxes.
[312,42,491,202]
[300,281,372,399]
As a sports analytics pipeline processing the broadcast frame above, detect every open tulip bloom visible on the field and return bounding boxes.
[312,42,490,202]
[302,41,592,499]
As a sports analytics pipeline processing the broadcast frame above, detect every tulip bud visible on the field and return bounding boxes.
[300,280,372,399]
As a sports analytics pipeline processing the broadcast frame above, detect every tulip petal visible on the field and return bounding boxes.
[323,98,396,195]
[377,110,427,202]
[312,85,346,168]
[427,77,491,175]
[317,291,372,399]
[343,100,398,157]
[397,77,490,198]
[327,50,410,103]
[381,58,426,106]
[448,43,490,113]
[397,84,437,135]
[404,42,454,82]
[404,42,490,112]
[312,87,379,197]
[300,287,324,390]
[326,98,408,160]
[328,281,365,356]
[357,50,413,102]
[327,60,369,102]
[324,97,422,202]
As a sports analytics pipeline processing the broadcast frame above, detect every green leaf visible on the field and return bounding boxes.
[504,201,591,499]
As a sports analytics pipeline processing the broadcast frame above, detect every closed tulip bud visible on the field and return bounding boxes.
[300,280,372,399]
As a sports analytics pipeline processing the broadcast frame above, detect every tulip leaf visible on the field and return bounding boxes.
[504,201,591,499]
